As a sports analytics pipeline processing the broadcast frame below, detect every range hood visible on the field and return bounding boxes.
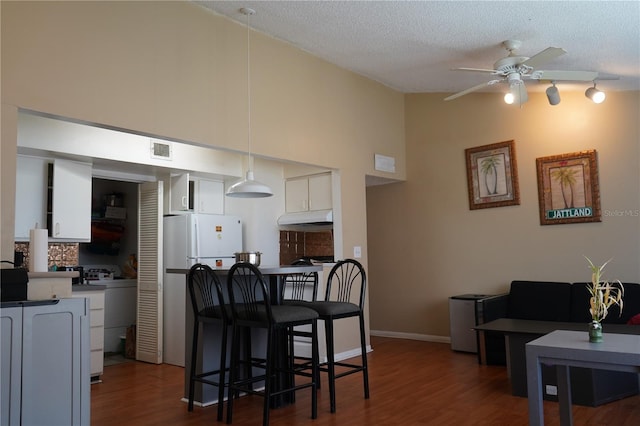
[277,209,333,225]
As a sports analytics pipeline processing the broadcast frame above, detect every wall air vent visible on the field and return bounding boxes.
[150,140,172,160]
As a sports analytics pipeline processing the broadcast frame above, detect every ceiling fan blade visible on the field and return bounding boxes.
[444,80,501,101]
[453,67,499,74]
[522,47,566,68]
[529,70,599,81]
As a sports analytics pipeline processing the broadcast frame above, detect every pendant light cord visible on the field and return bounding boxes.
[245,8,254,173]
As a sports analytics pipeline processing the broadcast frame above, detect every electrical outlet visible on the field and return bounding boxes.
[353,246,362,258]
[545,385,557,396]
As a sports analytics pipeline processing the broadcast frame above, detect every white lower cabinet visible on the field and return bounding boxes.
[0,298,90,426]
[73,289,105,380]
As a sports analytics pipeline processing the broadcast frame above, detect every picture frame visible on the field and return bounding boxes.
[465,140,520,210]
[535,150,601,225]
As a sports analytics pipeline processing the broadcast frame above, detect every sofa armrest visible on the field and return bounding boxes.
[475,294,509,365]
[476,293,509,324]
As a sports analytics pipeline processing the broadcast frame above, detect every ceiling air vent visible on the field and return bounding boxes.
[150,140,172,160]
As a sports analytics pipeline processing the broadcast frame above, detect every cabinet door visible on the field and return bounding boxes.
[285,178,309,212]
[21,298,89,426]
[195,179,224,214]
[51,159,92,240]
[308,174,332,211]
[1,307,22,426]
[170,173,190,212]
[15,156,48,241]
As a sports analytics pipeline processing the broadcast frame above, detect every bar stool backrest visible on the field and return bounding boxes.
[227,262,273,325]
[282,258,319,302]
[188,263,227,321]
[325,259,366,309]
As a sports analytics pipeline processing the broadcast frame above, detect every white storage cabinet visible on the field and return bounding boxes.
[73,288,105,380]
[49,159,92,240]
[0,298,90,426]
[14,155,48,240]
[15,156,92,241]
[169,173,224,214]
[285,173,332,213]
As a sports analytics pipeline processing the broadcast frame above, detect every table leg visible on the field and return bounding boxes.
[556,365,573,426]
[526,348,544,426]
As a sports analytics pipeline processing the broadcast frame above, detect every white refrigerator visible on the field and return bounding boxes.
[163,213,242,366]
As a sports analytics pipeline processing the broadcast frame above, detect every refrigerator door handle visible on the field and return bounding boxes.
[193,215,201,263]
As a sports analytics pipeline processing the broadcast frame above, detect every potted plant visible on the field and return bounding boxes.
[585,257,624,342]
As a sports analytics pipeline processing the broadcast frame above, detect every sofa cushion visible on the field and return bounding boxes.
[628,313,640,325]
[507,281,572,321]
[620,283,640,324]
[570,282,599,323]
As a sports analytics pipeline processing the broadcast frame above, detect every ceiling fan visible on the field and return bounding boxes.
[444,40,605,104]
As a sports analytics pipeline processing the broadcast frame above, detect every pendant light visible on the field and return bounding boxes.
[226,7,273,198]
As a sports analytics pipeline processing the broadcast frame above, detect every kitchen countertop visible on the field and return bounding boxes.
[72,284,107,291]
[28,271,79,279]
[166,264,323,275]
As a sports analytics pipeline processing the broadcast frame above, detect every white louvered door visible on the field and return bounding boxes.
[136,181,164,363]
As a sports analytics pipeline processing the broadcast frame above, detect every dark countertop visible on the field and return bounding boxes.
[28,271,78,279]
[166,264,322,275]
[1,299,62,308]
[72,284,107,292]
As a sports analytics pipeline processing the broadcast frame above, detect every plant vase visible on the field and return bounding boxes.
[588,320,603,343]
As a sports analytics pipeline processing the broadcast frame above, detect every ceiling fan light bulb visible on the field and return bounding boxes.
[504,92,515,104]
[546,85,561,105]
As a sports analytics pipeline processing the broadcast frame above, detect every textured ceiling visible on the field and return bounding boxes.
[196,1,640,95]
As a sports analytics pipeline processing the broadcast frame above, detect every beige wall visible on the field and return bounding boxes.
[0,7,405,251]
[1,1,406,353]
[367,91,640,338]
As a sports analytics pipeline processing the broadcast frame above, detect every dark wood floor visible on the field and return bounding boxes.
[91,336,640,425]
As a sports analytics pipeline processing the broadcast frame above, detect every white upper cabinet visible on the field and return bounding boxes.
[194,179,224,214]
[169,173,224,214]
[308,173,332,211]
[49,159,92,241]
[169,173,190,213]
[285,173,332,213]
[15,156,48,240]
[15,156,91,242]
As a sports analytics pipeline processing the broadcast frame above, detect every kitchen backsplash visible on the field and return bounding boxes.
[14,242,79,271]
[279,230,334,265]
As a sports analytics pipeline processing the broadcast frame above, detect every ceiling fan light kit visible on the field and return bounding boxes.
[446,40,616,106]
[226,7,273,199]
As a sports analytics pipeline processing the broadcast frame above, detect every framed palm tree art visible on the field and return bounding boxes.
[536,150,601,225]
[465,140,520,210]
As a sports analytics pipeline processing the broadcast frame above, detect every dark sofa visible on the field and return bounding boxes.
[477,280,640,406]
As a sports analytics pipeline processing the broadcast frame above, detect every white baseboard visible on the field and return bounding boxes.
[370,329,451,344]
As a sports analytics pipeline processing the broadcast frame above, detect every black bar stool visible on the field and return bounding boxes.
[225,262,320,426]
[186,263,231,421]
[280,258,320,387]
[304,258,370,413]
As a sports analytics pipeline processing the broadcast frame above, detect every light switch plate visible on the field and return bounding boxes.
[353,246,362,258]
[545,385,557,396]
